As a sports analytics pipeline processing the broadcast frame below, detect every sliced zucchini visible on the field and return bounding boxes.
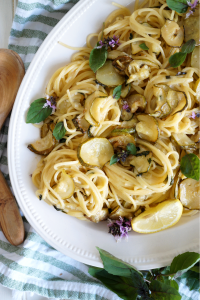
[120,109,133,121]
[28,130,56,155]
[109,206,134,220]
[129,150,152,174]
[170,91,187,116]
[136,114,159,142]
[109,134,135,149]
[134,207,145,217]
[77,137,114,168]
[87,125,94,138]
[179,178,200,210]
[191,131,200,143]
[84,91,107,126]
[184,16,200,45]
[161,20,184,47]
[90,97,108,124]
[41,123,49,138]
[119,117,138,129]
[53,170,75,199]
[72,116,90,133]
[107,50,129,60]
[112,56,133,75]
[131,41,142,55]
[191,47,200,69]
[87,208,109,223]
[171,133,195,149]
[126,94,147,113]
[110,128,135,136]
[96,60,125,87]
[121,84,131,98]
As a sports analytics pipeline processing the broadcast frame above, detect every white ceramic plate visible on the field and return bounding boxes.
[8,0,199,270]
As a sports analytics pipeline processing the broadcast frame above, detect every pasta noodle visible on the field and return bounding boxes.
[30,0,200,225]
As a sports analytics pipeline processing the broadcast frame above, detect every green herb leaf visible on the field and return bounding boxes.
[166,0,189,13]
[53,122,66,140]
[26,98,52,124]
[110,154,118,165]
[126,143,137,155]
[130,270,151,299]
[139,43,149,50]
[178,270,200,291]
[129,33,133,40]
[162,278,179,291]
[96,247,142,278]
[135,151,150,157]
[181,39,196,54]
[180,154,200,181]
[88,267,138,300]
[89,46,107,73]
[113,85,122,100]
[190,263,200,273]
[170,252,200,278]
[150,280,181,300]
[169,52,187,68]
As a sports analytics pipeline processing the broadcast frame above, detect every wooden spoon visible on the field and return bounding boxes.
[0,49,25,246]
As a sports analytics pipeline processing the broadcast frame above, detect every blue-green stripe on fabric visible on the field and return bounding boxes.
[0,156,8,165]
[0,273,108,300]
[14,14,60,27]
[0,255,64,281]
[0,240,97,283]
[18,1,71,13]
[9,44,39,55]
[10,29,47,40]
[26,232,55,249]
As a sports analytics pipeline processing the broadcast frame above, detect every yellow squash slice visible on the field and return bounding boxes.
[77,137,114,168]
[136,114,159,142]
[28,130,56,155]
[96,60,125,87]
[179,178,200,210]
[131,199,183,234]
[53,170,75,199]
[172,133,195,149]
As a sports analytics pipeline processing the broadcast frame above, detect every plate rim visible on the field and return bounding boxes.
[8,0,200,270]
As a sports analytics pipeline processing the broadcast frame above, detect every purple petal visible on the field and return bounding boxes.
[122,104,129,110]
[191,112,196,119]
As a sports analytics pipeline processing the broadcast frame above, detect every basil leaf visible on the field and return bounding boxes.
[53,122,66,140]
[166,0,189,13]
[178,270,200,291]
[126,143,137,155]
[110,154,118,165]
[150,280,181,300]
[180,154,200,181]
[181,39,196,54]
[139,43,149,50]
[96,247,142,278]
[130,270,151,299]
[26,98,52,124]
[89,46,107,73]
[113,85,122,100]
[88,267,138,300]
[135,151,150,157]
[170,252,200,278]
[169,52,187,68]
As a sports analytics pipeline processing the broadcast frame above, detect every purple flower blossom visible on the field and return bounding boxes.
[122,103,129,110]
[43,96,57,113]
[96,35,120,49]
[108,216,132,242]
[186,0,199,18]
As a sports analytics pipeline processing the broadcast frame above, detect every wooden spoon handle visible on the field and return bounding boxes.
[0,171,24,246]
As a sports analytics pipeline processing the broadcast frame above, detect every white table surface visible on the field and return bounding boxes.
[0,1,70,299]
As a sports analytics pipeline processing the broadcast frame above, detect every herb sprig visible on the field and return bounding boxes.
[139,43,149,50]
[26,97,56,124]
[180,153,200,181]
[169,39,196,68]
[110,143,137,165]
[89,248,200,300]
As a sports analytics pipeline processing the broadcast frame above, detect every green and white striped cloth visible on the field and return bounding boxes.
[0,1,199,299]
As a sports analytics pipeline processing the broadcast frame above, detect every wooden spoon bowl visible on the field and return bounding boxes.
[0,49,25,245]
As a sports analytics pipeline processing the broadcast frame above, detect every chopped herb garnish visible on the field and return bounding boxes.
[127,143,137,155]
[169,39,196,68]
[110,154,119,165]
[108,217,132,242]
[39,194,42,200]
[166,75,171,79]
[139,43,149,50]
[135,151,150,157]
[60,138,66,143]
[170,177,174,185]
[180,153,200,181]
[53,122,66,140]
[113,85,122,100]
[53,205,63,211]
[129,33,133,40]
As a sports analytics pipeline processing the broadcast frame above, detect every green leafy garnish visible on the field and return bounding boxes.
[129,33,133,40]
[89,46,107,73]
[110,154,118,165]
[126,143,137,155]
[139,43,149,50]
[135,151,150,157]
[53,122,66,140]
[169,39,196,68]
[180,153,200,181]
[113,85,122,100]
[181,39,196,54]
[170,252,200,278]
[169,52,187,68]
[166,0,189,13]
[26,98,52,124]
